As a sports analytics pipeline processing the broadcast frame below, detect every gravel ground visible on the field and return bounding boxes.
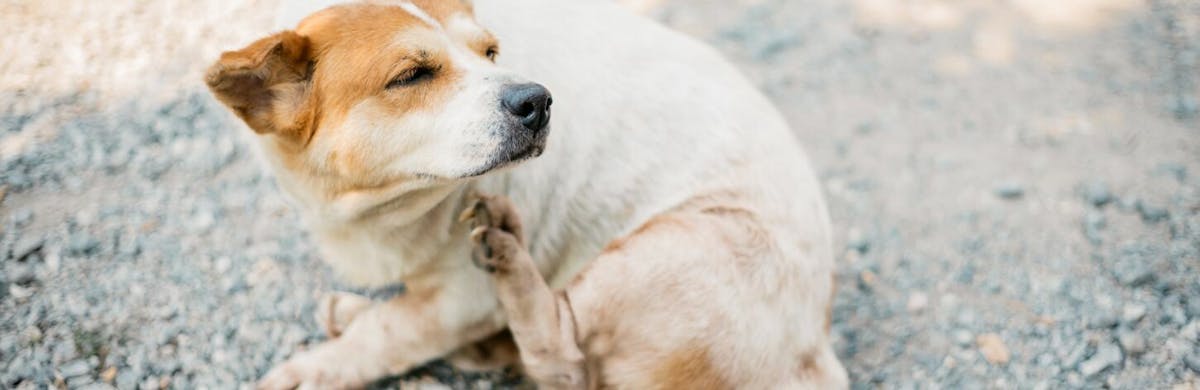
[1,0,1198,389]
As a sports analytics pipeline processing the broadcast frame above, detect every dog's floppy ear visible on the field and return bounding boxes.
[205,31,314,139]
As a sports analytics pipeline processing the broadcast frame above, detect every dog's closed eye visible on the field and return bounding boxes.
[386,65,438,89]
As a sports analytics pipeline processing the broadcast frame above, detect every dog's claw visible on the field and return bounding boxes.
[472,200,493,227]
[470,226,488,244]
[458,204,476,223]
[470,226,496,272]
[459,196,481,223]
[459,196,495,228]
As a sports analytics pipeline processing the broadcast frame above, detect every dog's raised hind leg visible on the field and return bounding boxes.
[462,194,589,390]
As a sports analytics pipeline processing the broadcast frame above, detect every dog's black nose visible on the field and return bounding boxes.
[501,83,552,133]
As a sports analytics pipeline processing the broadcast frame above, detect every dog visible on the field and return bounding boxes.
[205,0,847,388]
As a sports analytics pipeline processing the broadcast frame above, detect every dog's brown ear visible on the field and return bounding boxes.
[205,31,313,139]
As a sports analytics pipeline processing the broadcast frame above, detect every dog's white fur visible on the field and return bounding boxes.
[218,0,847,388]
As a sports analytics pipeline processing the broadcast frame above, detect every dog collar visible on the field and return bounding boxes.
[344,283,406,301]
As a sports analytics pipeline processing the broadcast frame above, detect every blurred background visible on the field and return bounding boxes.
[1,0,1198,388]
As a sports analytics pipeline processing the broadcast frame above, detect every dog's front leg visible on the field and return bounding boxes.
[258,269,504,390]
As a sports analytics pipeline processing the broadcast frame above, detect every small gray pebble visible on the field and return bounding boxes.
[1168,305,1192,327]
[846,237,870,254]
[58,359,92,378]
[1174,95,1199,120]
[67,375,95,388]
[10,209,34,227]
[1065,340,1094,367]
[1078,343,1122,378]
[1185,321,1200,343]
[1083,212,1106,229]
[994,183,1024,200]
[952,329,973,346]
[139,377,160,390]
[1117,330,1146,356]
[1113,259,1155,288]
[73,209,99,228]
[10,236,44,261]
[1082,212,1106,245]
[1122,304,1147,325]
[6,358,33,381]
[66,233,101,257]
[1088,313,1119,329]
[1186,300,1200,319]
[1117,197,1140,212]
[137,158,171,181]
[1034,353,1056,367]
[189,206,217,233]
[222,276,248,294]
[154,358,181,375]
[1185,353,1200,374]
[6,264,36,285]
[854,121,876,135]
[116,370,140,389]
[0,334,16,355]
[1156,162,1188,181]
[1134,201,1168,223]
[1079,181,1113,207]
[171,375,190,389]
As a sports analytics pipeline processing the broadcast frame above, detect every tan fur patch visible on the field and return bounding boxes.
[407,0,473,21]
[600,215,684,254]
[796,353,820,380]
[651,347,730,390]
[449,329,521,370]
[205,31,313,138]
[297,4,462,134]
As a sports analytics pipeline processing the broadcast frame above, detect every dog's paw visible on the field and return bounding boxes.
[257,342,380,390]
[459,193,525,272]
[315,292,373,339]
[468,225,526,273]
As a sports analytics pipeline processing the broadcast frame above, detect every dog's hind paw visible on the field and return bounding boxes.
[460,193,526,273]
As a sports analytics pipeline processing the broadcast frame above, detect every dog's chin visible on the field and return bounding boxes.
[458,140,546,179]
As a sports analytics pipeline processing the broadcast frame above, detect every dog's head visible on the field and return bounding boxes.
[206,1,550,205]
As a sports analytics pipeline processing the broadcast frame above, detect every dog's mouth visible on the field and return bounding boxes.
[458,135,547,179]
[504,141,544,163]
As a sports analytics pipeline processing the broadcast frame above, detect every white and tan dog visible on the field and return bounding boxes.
[206,0,846,388]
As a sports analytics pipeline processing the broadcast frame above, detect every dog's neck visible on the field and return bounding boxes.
[302,183,475,285]
[299,181,475,288]
[256,142,482,288]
